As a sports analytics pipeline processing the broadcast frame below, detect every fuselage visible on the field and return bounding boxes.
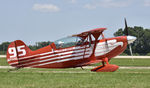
[7,36,128,68]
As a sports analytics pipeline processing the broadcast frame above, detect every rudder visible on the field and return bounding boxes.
[7,40,31,67]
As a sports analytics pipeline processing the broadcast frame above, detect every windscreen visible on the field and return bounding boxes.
[54,36,84,49]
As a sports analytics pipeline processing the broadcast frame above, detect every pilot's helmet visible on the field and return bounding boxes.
[58,41,64,48]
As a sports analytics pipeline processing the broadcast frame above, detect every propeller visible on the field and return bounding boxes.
[124,18,129,35]
[129,44,134,61]
[124,18,136,61]
[103,18,136,60]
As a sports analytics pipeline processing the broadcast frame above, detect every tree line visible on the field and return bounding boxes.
[114,26,150,55]
[0,26,150,55]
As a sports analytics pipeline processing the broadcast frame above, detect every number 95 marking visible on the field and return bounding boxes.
[8,45,26,58]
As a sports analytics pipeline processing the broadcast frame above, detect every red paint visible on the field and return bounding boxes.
[6,28,128,72]
[91,64,119,72]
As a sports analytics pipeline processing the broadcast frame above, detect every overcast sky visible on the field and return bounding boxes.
[0,0,150,45]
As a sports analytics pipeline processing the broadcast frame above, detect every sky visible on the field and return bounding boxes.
[0,0,150,45]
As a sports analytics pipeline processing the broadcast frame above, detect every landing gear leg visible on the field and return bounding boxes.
[102,57,109,65]
[8,67,21,72]
[81,67,84,70]
[102,61,105,66]
[101,57,109,67]
[91,57,119,72]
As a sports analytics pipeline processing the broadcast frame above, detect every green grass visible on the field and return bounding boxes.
[93,58,150,67]
[110,58,150,66]
[0,58,9,66]
[0,57,150,88]
[0,68,150,88]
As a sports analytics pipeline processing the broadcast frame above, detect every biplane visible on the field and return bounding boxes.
[6,19,136,72]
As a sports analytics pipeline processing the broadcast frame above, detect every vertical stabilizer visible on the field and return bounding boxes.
[7,40,31,67]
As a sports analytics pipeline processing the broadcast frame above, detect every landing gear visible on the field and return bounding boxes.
[91,57,119,72]
[8,67,21,72]
[81,66,84,70]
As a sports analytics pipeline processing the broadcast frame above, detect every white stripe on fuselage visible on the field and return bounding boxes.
[9,40,123,67]
[10,51,90,66]
[95,39,123,56]
[8,45,90,61]
[9,46,93,66]
[31,55,90,67]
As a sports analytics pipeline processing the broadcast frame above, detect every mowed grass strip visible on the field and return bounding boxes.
[0,58,9,66]
[110,58,150,66]
[94,58,150,67]
[0,68,150,88]
[1,57,150,66]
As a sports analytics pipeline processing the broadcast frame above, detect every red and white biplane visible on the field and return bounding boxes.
[6,19,136,72]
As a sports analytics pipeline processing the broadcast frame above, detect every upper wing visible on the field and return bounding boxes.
[72,28,106,38]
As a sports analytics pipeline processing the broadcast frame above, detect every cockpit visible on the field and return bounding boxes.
[54,36,84,49]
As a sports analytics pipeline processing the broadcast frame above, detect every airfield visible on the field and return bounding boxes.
[0,56,150,88]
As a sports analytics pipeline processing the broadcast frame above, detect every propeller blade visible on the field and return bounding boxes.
[124,18,136,61]
[129,44,134,61]
[124,18,129,36]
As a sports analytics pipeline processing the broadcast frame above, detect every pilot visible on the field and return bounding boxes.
[77,39,84,45]
[58,41,64,48]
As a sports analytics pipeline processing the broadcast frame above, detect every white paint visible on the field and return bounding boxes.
[31,55,90,67]
[8,46,91,66]
[2,55,150,59]
[9,50,90,66]
[95,40,123,56]
[18,45,89,60]
[8,47,17,58]
[17,45,26,57]
[8,45,26,58]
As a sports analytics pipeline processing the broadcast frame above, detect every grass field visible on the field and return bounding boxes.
[0,58,8,66]
[0,57,150,88]
[109,58,150,66]
[0,68,150,88]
